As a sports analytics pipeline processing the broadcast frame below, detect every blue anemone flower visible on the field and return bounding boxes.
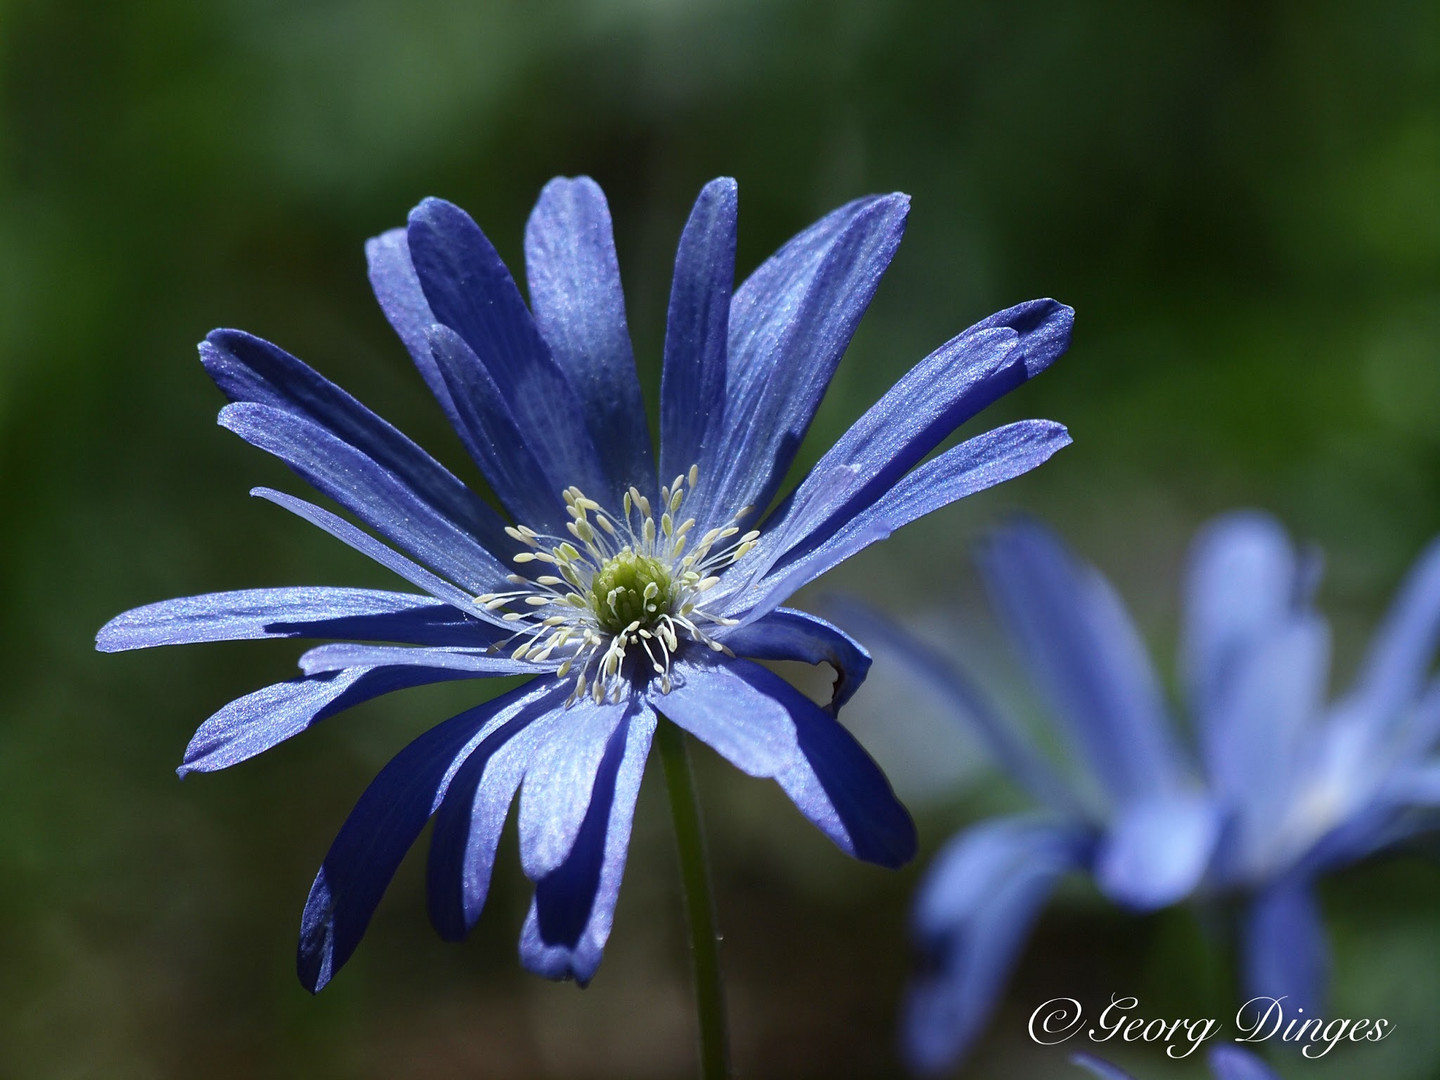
[1072,1046,1280,1080]
[97,177,1073,991]
[837,513,1440,1071]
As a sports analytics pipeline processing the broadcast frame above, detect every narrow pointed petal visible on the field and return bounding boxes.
[405,197,607,501]
[660,657,915,866]
[297,680,555,992]
[519,703,655,984]
[365,228,460,422]
[517,695,629,879]
[1183,512,1304,723]
[698,193,910,526]
[98,587,489,652]
[427,692,565,940]
[220,402,508,593]
[1069,1056,1138,1080]
[179,666,474,776]
[1209,1045,1283,1080]
[200,329,509,553]
[728,421,1071,624]
[526,177,653,503]
[297,643,546,677]
[1241,880,1328,1016]
[966,298,1075,379]
[251,487,497,621]
[660,178,736,485]
[904,816,1091,1074]
[424,324,569,528]
[1095,791,1219,910]
[716,607,872,713]
[976,518,1187,805]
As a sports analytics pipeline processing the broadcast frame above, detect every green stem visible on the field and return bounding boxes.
[657,716,729,1080]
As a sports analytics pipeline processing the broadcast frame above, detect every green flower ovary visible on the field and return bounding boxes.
[588,549,679,634]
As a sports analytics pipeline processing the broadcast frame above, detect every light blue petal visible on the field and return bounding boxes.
[976,519,1187,805]
[220,402,509,593]
[905,816,1091,1073]
[297,643,545,677]
[364,228,457,420]
[658,657,915,866]
[519,703,656,984]
[525,176,653,505]
[97,587,491,651]
[696,193,909,529]
[715,606,872,713]
[1095,791,1219,910]
[660,178,736,487]
[1242,880,1328,1016]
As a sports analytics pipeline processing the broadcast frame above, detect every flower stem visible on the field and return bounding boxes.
[657,716,729,1079]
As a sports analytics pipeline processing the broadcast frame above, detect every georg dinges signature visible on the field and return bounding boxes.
[1028,995,1394,1059]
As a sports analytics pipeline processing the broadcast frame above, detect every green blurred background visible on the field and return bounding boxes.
[2,0,1438,1076]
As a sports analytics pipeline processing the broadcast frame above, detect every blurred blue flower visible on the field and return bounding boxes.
[97,177,1073,990]
[838,513,1440,1071]
[1072,1046,1280,1080]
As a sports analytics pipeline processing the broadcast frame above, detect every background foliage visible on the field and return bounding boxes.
[1,0,1438,1076]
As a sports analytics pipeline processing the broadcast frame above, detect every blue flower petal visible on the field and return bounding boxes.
[696,193,910,528]
[179,666,474,776]
[518,694,631,879]
[251,488,499,620]
[728,420,1071,624]
[405,197,608,507]
[297,643,545,677]
[519,702,656,984]
[1209,1045,1282,1080]
[659,657,915,866]
[97,587,490,651]
[660,178,736,488]
[424,324,570,528]
[297,679,554,992]
[220,402,509,593]
[1095,791,1219,910]
[1242,879,1328,1015]
[1069,1055,1138,1080]
[905,816,1091,1074]
[768,300,1073,562]
[201,328,510,554]
[1183,512,1305,726]
[427,690,566,941]
[716,606,872,714]
[525,177,654,505]
[365,228,452,408]
[967,297,1076,379]
[975,518,1188,806]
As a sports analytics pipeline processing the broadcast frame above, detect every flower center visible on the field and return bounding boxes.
[477,466,758,706]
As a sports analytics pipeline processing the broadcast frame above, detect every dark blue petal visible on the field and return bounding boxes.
[1095,791,1219,910]
[821,597,1080,813]
[525,177,653,504]
[519,703,656,984]
[405,198,608,505]
[965,298,1075,379]
[298,643,545,677]
[904,816,1091,1073]
[517,694,630,878]
[1069,1055,1138,1080]
[425,324,569,528]
[297,679,554,992]
[716,606,872,714]
[179,666,473,776]
[427,688,567,941]
[974,517,1188,806]
[200,328,510,554]
[696,193,910,528]
[251,488,499,621]
[725,421,1071,624]
[660,178,736,486]
[659,657,916,866]
[1241,880,1328,1016]
[1208,1045,1282,1080]
[766,300,1072,561]
[220,402,508,593]
[1183,512,1305,725]
[97,587,492,652]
